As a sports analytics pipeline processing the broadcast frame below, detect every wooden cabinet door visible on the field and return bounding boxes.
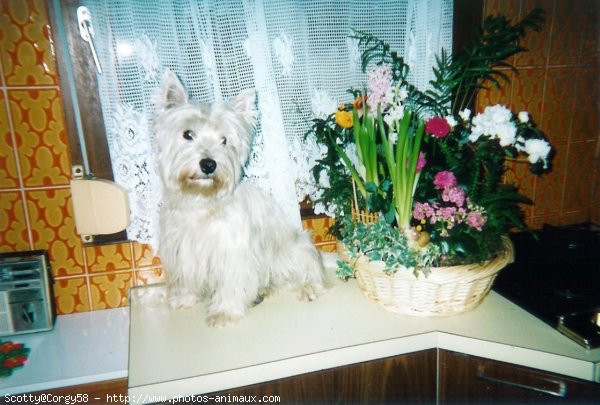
[203,349,437,405]
[439,350,600,404]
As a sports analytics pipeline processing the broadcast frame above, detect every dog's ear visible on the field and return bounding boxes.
[157,71,188,110]
[229,89,257,128]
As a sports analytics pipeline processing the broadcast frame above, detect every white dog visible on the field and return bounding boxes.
[153,72,326,327]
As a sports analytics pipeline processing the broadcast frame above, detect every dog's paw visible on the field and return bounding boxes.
[297,285,318,302]
[205,312,242,328]
[168,293,198,309]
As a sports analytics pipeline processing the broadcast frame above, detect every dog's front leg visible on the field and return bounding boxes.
[167,284,199,309]
[205,270,258,327]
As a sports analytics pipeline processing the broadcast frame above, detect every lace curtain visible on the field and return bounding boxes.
[83,0,453,249]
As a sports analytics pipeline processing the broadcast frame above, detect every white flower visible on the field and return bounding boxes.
[384,104,405,127]
[518,111,530,123]
[469,105,517,146]
[396,85,409,102]
[459,108,471,121]
[488,104,512,123]
[496,122,518,147]
[524,139,551,168]
[445,115,458,128]
[311,90,337,120]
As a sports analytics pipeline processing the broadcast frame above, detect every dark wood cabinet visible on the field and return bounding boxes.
[18,350,600,404]
[201,349,437,405]
[439,350,600,404]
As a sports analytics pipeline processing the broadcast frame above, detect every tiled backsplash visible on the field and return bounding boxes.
[0,0,598,314]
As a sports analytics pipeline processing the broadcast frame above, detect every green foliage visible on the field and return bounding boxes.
[336,216,440,278]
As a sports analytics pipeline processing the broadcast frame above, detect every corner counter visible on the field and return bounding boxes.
[128,270,600,402]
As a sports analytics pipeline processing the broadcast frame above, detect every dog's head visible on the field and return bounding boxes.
[154,71,257,198]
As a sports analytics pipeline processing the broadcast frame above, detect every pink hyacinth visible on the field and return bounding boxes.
[433,171,457,189]
[366,63,393,113]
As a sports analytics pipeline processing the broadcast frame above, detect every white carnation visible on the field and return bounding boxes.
[459,108,471,121]
[445,115,458,128]
[524,139,551,168]
[518,111,530,123]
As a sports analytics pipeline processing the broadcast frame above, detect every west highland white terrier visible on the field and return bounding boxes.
[153,72,326,327]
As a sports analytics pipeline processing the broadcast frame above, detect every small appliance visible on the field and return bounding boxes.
[0,250,56,336]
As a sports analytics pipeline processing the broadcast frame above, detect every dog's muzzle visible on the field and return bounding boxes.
[200,158,217,175]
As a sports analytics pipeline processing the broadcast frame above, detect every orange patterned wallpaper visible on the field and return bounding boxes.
[0,0,597,314]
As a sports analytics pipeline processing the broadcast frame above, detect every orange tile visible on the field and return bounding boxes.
[562,140,597,212]
[132,242,162,268]
[0,91,20,189]
[134,267,165,286]
[85,242,134,273]
[53,277,90,314]
[0,0,58,86]
[530,213,560,229]
[475,70,514,112]
[89,273,134,310]
[570,67,599,143]
[548,0,584,66]
[302,216,336,244]
[8,89,71,187]
[577,0,599,66]
[532,143,566,217]
[0,191,30,252]
[510,68,545,125]
[541,67,576,146]
[25,188,85,276]
[515,0,553,67]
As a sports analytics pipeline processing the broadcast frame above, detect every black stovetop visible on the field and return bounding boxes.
[493,223,600,349]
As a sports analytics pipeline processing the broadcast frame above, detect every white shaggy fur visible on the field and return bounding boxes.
[154,72,326,327]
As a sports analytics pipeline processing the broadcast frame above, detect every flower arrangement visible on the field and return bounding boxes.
[308,9,552,279]
[0,340,29,378]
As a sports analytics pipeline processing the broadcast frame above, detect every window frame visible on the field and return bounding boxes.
[47,0,483,242]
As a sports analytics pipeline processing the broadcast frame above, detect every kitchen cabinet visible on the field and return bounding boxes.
[439,350,600,404]
[23,378,128,405]
[151,350,437,405]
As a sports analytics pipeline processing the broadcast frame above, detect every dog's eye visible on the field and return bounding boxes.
[183,130,195,141]
[221,137,227,146]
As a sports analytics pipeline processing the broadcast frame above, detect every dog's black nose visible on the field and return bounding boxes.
[200,158,217,175]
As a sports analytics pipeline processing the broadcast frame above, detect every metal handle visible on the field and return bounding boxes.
[77,6,102,74]
[476,365,567,398]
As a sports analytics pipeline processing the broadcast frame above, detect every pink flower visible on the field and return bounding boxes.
[366,64,393,113]
[466,211,487,231]
[433,171,457,189]
[438,206,457,220]
[416,152,426,172]
[413,202,435,220]
[425,116,451,138]
[442,186,466,207]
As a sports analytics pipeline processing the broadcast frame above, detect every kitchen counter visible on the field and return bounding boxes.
[128,270,600,402]
[0,307,129,396]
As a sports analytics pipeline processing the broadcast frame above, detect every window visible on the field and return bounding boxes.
[48,0,472,247]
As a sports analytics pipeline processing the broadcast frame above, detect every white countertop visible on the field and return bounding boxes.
[0,307,129,396]
[128,270,600,402]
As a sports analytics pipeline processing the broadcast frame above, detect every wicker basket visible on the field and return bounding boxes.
[337,236,514,316]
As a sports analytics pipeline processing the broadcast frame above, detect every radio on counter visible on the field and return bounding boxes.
[0,250,56,336]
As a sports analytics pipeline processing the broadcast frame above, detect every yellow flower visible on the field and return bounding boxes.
[335,110,353,129]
